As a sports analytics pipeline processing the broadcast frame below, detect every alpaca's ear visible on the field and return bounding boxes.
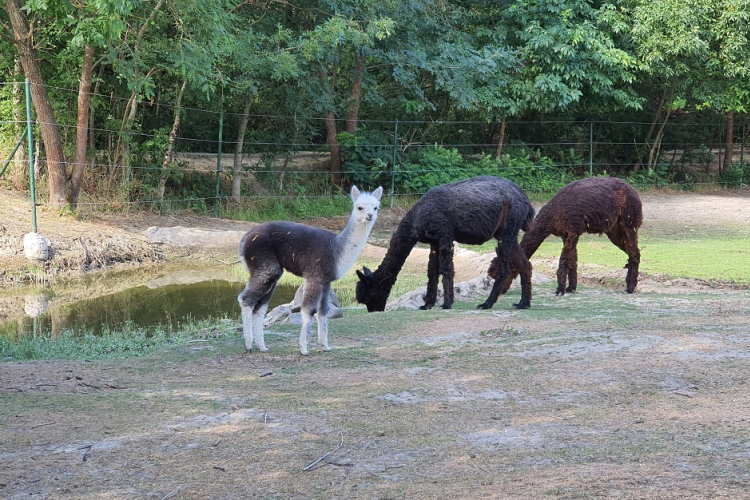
[363,266,373,277]
[356,269,366,280]
[350,185,361,201]
[372,186,383,201]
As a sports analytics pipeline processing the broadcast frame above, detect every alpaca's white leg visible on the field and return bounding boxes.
[317,314,331,351]
[299,311,313,356]
[253,302,270,353]
[240,303,254,352]
[317,283,332,351]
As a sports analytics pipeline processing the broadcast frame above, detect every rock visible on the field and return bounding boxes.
[23,232,49,261]
[385,272,554,311]
[144,226,247,249]
[264,284,344,326]
[24,294,50,317]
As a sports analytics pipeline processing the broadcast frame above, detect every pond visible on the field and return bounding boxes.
[0,268,298,338]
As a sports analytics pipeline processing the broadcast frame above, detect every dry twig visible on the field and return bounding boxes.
[303,432,344,471]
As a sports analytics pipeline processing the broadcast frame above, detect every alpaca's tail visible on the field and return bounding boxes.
[522,204,535,232]
[239,231,251,273]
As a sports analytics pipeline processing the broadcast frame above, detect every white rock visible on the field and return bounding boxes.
[23,232,49,261]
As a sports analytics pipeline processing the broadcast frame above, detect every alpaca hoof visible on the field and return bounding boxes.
[323,346,333,352]
[419,304,434,310]
[441,303,453,310]
[245,346,252,353]
[476,302,492,310]
[565,287,576,293]
[555,289,566,296]
[259,347,270,353]
[299,349,310,356]
[513,301,530,310]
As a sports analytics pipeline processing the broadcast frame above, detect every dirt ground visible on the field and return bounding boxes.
[1,187,750,499]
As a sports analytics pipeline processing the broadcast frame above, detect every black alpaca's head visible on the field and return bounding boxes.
[355,267,389,312]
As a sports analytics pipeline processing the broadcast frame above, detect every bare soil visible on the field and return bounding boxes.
[2,187,750,499]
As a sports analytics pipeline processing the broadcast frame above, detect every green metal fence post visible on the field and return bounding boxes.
[0,127,26,178]
[215,111,224,218]
[25,79,37,233]
[390,119,398,209]
[589,120,594,177]
[741,123,745,187]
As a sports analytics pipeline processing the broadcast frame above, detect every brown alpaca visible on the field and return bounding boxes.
[490,177,642,295]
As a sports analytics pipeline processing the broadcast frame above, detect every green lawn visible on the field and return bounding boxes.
[532,233,750,284]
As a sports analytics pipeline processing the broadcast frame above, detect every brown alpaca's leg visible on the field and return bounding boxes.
[557,234,579,295]
[512,243,532,309]
[607,225,641,293]
[438,239,455,309]
[421,243,440,310]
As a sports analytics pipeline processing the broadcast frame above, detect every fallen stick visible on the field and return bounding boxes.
[303,432,344,471]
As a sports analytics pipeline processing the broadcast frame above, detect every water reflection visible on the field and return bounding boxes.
[1,280,297,338]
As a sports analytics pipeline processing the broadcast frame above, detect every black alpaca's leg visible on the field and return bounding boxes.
[607,225,641,293]
[238,266,282,352]
[316,282,333,351]
[512,243,532,309]
[298,280,323,355]
[555,234,579,295]
[421,243,440,310]
[438,239,455,309]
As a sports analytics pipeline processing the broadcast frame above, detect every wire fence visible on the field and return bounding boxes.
[1,80,748,216]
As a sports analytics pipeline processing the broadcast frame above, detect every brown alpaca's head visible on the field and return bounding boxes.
[355,267,389,312]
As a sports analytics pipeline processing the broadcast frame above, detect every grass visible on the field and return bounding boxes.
[530,232,750,285]
[0,317,239,362]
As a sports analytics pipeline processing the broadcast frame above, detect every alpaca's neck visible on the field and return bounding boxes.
[519,212,551,258]
[334,214,374,279]
[371,217,418,293]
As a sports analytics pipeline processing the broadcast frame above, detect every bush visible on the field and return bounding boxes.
[719,163,750,188]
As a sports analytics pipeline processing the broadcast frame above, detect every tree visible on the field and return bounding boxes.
[2,0,136,208]
[3,0,69,207]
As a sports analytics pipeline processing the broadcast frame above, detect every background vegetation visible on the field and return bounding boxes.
[1,0,750,215]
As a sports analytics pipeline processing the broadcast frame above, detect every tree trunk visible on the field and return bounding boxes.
[88,62,106,169]
[495,119,507,159]
[724,110,735,176]
[326,111,342,185]
[346,50,364,135]
[232,94,253,201]
[6,0,68,207]
[647,102,671,170]
[157,80,186,203]
[322,67,341,186]
[68,44,95,208]
[10,57,26,188]
[635,90,669,172]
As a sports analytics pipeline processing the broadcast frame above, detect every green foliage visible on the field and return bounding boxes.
[626,162,675,189]
[226,193,352,223]
[0,319,237,362]
[381,144,575,194]
[339,130,396,187]
[719,163,750,187]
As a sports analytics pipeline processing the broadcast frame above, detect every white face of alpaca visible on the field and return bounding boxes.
[351,186,383,226]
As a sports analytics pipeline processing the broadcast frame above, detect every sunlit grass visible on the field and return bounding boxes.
[531,233,750,285]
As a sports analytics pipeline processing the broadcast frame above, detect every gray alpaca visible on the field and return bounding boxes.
[238,185,383,355]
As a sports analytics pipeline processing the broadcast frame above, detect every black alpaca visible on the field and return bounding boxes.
[356,176,535,312]
[492,176,642,295]
[238,185,383,355]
